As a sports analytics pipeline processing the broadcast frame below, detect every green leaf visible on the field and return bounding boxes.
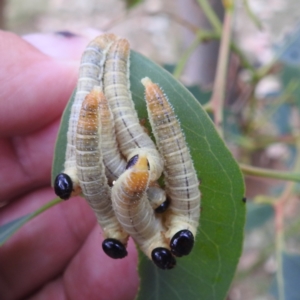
[0,197,62,246]
[124,0,143,9]
[52,51,245,299]
[270,252,300,300]
[0,214,33,246]
[51,89,76,186]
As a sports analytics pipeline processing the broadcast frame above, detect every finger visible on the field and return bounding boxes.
[23,29,102,60]
[0,187,95,300]
[27,237,139,300]
[63,227,139,300]
[26,277,65,300]
[0,119,59,202]
[0,31,77,137]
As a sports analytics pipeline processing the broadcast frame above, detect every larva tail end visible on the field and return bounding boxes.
[151,248,176,270]
[117,38,130,55]
[141,76,152,87]
[82,90,100,112]
[102,238,128,259]
[109,38,130,58]
[170,230,194,257]
[92,33,118,49]
[54,173,73,200]
[141,77,166,107]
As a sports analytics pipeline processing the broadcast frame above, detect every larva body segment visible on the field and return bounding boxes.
[98,90,126,184]
[103,39,164,182]
[76,88,129,257]
[111,154,175,269]
[142,77,201,255]
[97,80,167,203]
[62,33,118,196]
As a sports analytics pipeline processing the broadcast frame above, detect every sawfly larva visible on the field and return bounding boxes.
[98,88,127,184]
[55,33,118,200]
[76,87,129,259]
[111,154,176,269]
[98,87,167,211]
[142,77,201,257]
[103,38,164,182]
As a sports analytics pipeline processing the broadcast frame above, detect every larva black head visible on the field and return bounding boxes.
[151,248,176,270]
[102,238,128,259]
[126,155,139,169]
[54,173,73,200]
[155,197,170,213]
[170,230,194,257]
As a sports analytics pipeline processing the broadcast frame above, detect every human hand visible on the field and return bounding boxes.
[0,30,139,300]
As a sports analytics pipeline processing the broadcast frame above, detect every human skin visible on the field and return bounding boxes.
[0,30,139,300]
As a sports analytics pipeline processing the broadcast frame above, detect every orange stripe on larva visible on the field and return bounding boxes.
[63,33,118,194]
[76,87,128,244]
[111,154,170,259]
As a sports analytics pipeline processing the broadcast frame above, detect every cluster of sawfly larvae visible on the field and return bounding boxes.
[54,33,201,270]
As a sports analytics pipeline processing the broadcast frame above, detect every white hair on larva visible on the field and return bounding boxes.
[98,87,127,184]
[64,33,118,194]
[76,87,128,244]
[141,77,201,242]
[103,38,164,182]
[111,154,170,259]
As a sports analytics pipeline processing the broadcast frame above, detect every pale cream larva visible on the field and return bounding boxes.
[103,38,164,182]
[141,77,201,257]
[54,33,118,200]
[98,89,167,211]
[98,88,127,184]
[76,87,129,259]
[111,154,176,269]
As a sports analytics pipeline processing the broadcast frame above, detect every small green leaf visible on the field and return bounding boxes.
[51,89,76,186]
[52,51,245,299]
[124,0,142,9]
[0,214,33,246]
[0,197,62,246]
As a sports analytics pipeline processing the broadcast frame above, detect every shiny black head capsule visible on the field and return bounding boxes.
[54,173,73,200]
[102,238,128,259]
[151,248,176,270]
[170,230,194,257]
[155,197,170,213]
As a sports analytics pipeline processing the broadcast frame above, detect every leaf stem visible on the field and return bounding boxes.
[243,0,263,30]
[29,197,63,219]
[196,0,222,33]
[173,30,219,79]
[0,197,63,246]
[209,2,234,137]
[239,164,300,183]
[273,120,300,299]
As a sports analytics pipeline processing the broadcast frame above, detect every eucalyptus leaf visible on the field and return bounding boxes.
[52,50,245,299]
[0,214,33,246]
[0,197,62,246]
